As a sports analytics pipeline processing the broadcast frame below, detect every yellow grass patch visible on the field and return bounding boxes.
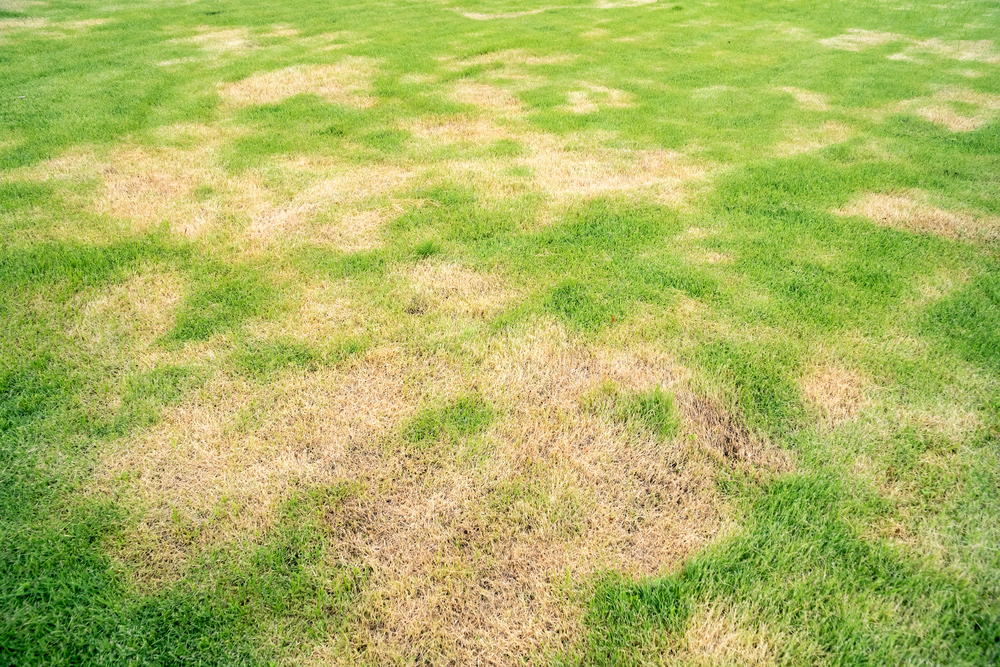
[459,7,558,20]
[773,121,852,156]
[683,606,778,667]
[902,38,1000,64]
[522,136,709,207]
[247,164,414,241]
[71,270,186,359]
[0,0,47,10]
[820,30,1000,63]
[97,349,426,585]
[595,0,661,7]
[92,145,219,237]
[562,83,634,114]
[219,58,378,109]
[689,250,732,265]
[818,29,904,51]
[775,86,831,111]
[406,114,515,145]
[322,208,393,252]
[907,86,1000,132]
[451,81,526,115]
[173,26,253,56]
[0,17,47,30]
[835,190,1000,241]
[406,261,513,318]
[399,72,437,85]
[450,49,576,68]
[800,366,872,426]
[97,320,783,662]
[262,24,298,38]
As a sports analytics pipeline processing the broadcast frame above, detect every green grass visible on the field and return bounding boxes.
[1,0,999,664]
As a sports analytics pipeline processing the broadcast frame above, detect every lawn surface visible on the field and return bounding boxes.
[2,0,1000,664]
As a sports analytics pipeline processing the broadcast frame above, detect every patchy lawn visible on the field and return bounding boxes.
[1,0,998,665]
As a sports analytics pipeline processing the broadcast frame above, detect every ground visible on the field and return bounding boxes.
[1,0,999,665]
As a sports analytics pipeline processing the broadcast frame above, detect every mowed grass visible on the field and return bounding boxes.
[1,0,999,664]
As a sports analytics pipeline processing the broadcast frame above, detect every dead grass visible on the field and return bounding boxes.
[907,86,1000,132]
[405,261,514,318]
[70,270,186,359]
[561,83,634,114]
[486,128,710,207]
[835,190,1000,242]
[219,58,378,109]
[595,0,660,7]
[682,605,778,666]
[459,7,560,20]
[449,49,576,69]
[321,208,393,252]
[819,29,1000,64]
[172,26,253,56]
[406,115,515,145]
[903,38,1000,64]
[800,366,872,427]
[451,81,526,115]
[95,321,791,664]
[0,0,47,10]
[97,348,426,587]
[772,121,852,156]
[92,146,219,236]
[819,29,903,51]
[775,86,831,112]
[0,17,47,30]
[247,164,414,241]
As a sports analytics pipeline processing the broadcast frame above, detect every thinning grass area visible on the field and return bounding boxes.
[2,0,999,664]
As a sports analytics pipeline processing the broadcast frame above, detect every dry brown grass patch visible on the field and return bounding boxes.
[92,145,219,237]
[174,26,252,56]
[562,83,634,114]
[95,320,792,663]
[903,38,1000,64]
[0,16,46,30]
[595,0,660,7]
[800,366,872,426]
[683,606,778,666]
[70,270,186,361]
[775,86,831,111]
[905,86,1000,132]
[219,58,378,109]
[835,190,1000,241]
[246,164,414,241]
[773,121,852,156]
[97,349,427,586]
[522,137,709,207]
[451,81,526,115]
[406,114,515,145]
[818,29,904,51]
[459,7,558,20]
[450,49,576,68]
[0,0,47,10]
[406,262,513,318]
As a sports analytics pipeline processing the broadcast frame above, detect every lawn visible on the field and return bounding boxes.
[1,0,999,664]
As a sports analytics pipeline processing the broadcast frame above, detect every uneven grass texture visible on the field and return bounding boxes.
[1,0,999,666]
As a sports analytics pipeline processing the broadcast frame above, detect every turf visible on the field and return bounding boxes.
[1,0,999,665]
